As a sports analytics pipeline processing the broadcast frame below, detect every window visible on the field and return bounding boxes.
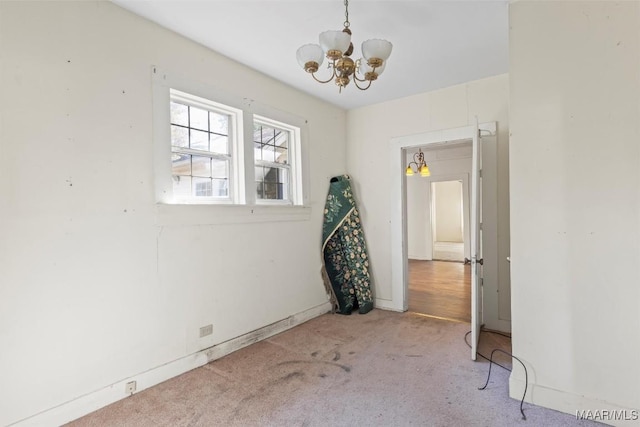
[169,90,240,203]
[154,80,305,207]
[253,117,294,203]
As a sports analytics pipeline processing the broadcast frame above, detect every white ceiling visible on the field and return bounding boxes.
[112,0,509,110]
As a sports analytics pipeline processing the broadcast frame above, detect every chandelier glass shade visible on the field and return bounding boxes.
[296,0,392,92]
[406,149,431,177]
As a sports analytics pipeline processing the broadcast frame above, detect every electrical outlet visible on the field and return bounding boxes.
[125,381,137,394]
[200,324,213,337]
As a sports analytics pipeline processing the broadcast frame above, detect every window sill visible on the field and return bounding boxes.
[156,203,312,226]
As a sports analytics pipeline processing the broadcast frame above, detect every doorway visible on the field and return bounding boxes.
[432,180,464,262]
[405,145,472,322]
[390,122,496,360]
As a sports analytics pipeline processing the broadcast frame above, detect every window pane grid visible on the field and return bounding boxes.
[171,152,229,199]
[166,90,302,205]
[170,102,230,155]
[255,165,289,201]
[192,177,229,198]
[170,99,232,200]
[254,122,291,202]
[253,124,288,166]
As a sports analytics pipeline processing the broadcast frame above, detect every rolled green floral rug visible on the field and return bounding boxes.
[321,175,374,315]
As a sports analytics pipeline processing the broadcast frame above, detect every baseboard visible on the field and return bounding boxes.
[509,376,639,426]
[482,318,511,333]
[374,298,405,312]
[10,302,331,427]
[408,255,430,261]
[205,302,331,361]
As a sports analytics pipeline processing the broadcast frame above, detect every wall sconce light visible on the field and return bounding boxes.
[406,149,430,177]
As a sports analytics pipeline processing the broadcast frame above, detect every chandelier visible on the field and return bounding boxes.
[296,0,393,92]
[406,149,431,177]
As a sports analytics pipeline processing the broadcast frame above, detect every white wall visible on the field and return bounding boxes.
[509,1,640,421]
[347,74,511,328]
[433,181,463,243]
[0,2,345,425]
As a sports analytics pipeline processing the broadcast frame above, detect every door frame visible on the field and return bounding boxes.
[388,122,496,312]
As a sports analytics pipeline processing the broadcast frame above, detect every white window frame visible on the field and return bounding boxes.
[253,115,302,206]
[169,89,242,204]
[152,66,309,222]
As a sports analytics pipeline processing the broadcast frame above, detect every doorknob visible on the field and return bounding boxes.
[464,258,471,265]
[465,257,483,265]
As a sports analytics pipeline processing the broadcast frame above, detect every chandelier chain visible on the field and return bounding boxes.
[343,0,350,28]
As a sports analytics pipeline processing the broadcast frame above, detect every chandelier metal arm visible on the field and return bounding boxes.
[352,77,373,91]
[352,69,366,82]
[310,63,338,84]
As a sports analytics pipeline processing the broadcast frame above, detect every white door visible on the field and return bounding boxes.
[470,122,483,360]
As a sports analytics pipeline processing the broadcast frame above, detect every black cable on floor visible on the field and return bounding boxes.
[464,330,529,420]
[479,348,528,421]
[463,331,511,371]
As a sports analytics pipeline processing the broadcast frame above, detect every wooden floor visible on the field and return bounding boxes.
[408,259,471,322]
[408,259,512,368]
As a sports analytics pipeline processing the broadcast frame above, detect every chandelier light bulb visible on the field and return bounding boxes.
[358,60,386,81]
[296,44,324,73]
[319,30,351,59]
[359,60,386,75]
[362,39,393,63]
[406,149,430,177]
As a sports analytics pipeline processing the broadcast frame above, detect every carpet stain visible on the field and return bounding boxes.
[311,351,319,357]
[332,351,341,361]
[280,371,305,382]
[277,360,351,373]
[229,370,306,419]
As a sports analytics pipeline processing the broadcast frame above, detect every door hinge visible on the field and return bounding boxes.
[479,169,483,178]
[479,222,483,230]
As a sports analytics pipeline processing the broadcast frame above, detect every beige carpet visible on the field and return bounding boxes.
[68,310,601,426]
